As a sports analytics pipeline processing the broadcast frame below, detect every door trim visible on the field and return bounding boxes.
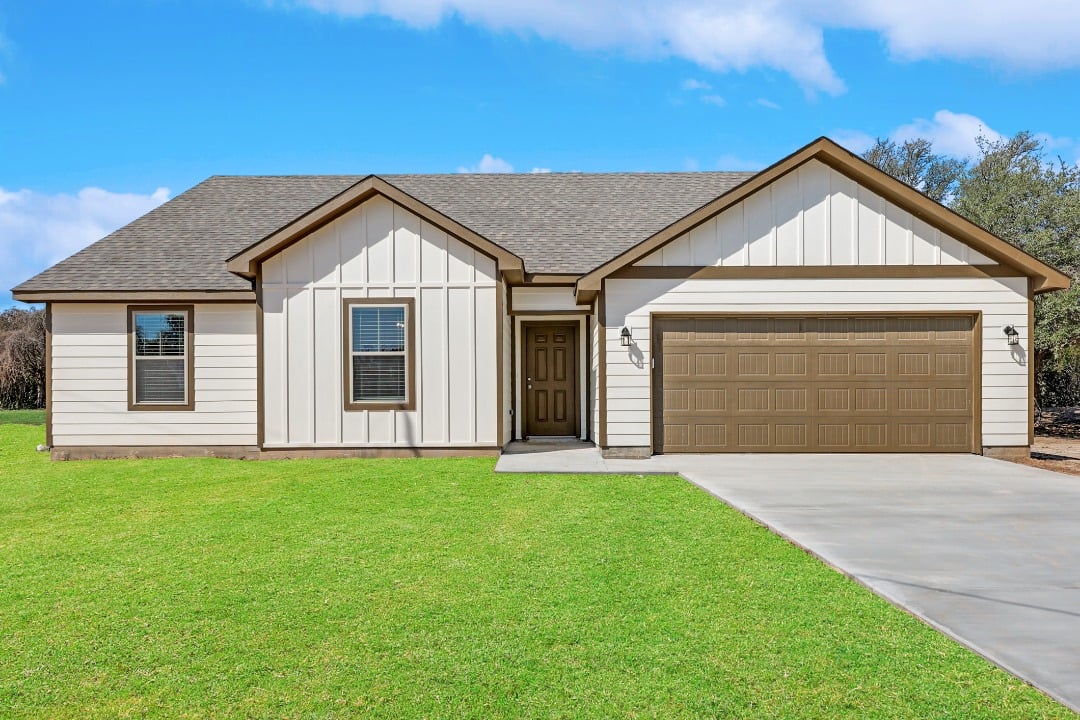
[650,310,982,454]
[521,320,581,439]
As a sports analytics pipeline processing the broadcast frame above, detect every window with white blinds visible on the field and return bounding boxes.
[347,303,411,406]
[131,309,190,406]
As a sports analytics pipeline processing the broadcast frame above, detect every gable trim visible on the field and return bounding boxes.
[610,264,1021,281]
[575,137,1071,298]
[226,176,525,281]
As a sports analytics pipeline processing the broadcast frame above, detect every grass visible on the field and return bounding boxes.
[0,408,45,425]
[0,420,1072,719]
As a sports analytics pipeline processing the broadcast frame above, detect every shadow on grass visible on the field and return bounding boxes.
[0,409,46,426]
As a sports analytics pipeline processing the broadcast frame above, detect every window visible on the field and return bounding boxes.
[343,298,415,411]
[128,306,193,410]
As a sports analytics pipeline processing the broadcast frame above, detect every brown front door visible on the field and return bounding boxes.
[524,324,578,437]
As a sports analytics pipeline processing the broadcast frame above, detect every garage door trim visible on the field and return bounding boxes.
[649,311,982,454]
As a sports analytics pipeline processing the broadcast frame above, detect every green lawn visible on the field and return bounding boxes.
[0,408,45,425]
[0,419,1071,719]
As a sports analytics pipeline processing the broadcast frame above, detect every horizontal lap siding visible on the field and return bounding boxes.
[511,286,582,312]
[604,276,1030,448]
[51,303,258,446]
[261,195,499,448]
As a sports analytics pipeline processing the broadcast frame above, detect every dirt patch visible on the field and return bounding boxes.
[1007,407,1080,476]
[1035,406,1080,439]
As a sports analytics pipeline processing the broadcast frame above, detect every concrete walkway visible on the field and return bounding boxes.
[496,446,1080,712]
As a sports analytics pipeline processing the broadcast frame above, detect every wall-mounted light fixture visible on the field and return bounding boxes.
[620,327,633,347]
[1003,325,1020,346]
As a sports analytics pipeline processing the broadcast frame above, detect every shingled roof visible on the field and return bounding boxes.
[13,171,755,294]
[384,172,754,274]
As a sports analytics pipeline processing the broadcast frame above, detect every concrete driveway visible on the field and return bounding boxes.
[496,449,1080,711]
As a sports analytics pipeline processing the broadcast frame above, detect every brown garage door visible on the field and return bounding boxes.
[653,315,978,453]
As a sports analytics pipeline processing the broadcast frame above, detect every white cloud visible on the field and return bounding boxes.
[457,153,515,173]
[834,109,1078,164]
[293,1,1080,94]
[830,111,1000,160]
[755,98,781,110]
[715,154,763,171]
[681,78,711,91]
[295,1,845,94]
[457,155,553,173]
[891,110,1004,159]
[700,94,726,107]
[841,1,1080,71]
[829,129,876,154]
[1,186,169,305]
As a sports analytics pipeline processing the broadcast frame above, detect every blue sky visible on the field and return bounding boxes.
[3,0,1080,306]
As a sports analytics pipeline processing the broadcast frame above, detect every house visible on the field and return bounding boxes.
[13,138,1070,460]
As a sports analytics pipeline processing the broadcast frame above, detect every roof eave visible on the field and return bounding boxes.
[574,137,1071,300]
[225,175,525,280]
[11,289,256,303]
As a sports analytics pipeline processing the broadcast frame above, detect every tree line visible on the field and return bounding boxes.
[863,133,1080,405]
[0,307,46,409]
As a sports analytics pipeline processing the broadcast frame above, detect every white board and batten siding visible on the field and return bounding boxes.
[636,160,995,268]
[50,303,258,446]
[501,283,513,446]
[605,160,1031,450]
[261,195,502,448]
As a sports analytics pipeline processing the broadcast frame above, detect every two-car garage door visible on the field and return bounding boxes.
[653,315,978,453]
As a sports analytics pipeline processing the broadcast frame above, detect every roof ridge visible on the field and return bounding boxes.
[198,171,760,180]
[381,170,759,177]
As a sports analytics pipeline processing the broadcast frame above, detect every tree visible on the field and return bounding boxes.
[951,132,1080,374]
[861,137,967,203]
[864,131,1080,403]
[0,307,46,409]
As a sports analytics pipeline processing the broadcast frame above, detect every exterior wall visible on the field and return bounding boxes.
[602,276,1031,450]
[501,283,513,446]
[591,305,600,443]
[50,302,258,446]
[261,195,500,448]
[510,286,583,312]
[636,160,994,268]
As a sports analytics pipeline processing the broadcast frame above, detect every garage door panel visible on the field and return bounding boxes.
[695,353,727,375]
[654,315,976,453]
[737,353,771,376]
[854,387,886,412]
[774,352,808,376]
[854,352,887,376]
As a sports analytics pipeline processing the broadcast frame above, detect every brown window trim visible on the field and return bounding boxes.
[342,297,417,412]
[127,305,195,412]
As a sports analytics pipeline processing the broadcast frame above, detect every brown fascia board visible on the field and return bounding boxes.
[226,175,525,280]
[12,290,256,303]
[574,137,1072,299]
[522,273,581,285]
